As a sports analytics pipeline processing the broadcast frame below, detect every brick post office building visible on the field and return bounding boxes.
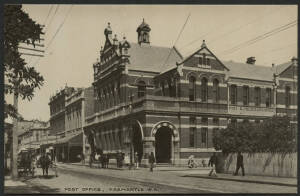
[84,20,297,166]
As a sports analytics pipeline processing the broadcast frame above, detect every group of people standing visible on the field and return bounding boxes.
[89,150,156,172]
[91,152,110,168]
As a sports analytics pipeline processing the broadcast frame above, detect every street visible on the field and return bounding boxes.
[5,163,297,194]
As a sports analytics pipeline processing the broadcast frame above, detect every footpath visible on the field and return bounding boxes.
[68,162,297,187]
[57,162,297,193]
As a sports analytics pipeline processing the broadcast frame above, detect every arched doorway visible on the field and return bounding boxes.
[155,126,172,163]
[151,121,179,164]
[132,123,143,162]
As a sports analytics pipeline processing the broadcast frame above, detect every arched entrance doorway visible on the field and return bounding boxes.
[155,126,172,163]
[151,121,179,164]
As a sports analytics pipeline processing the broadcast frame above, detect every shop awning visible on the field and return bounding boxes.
[54,132,83,147]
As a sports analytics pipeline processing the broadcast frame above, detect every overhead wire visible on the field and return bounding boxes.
[162,13,191,69]
[220,20,298,55]
[32,5,73,67]
[209,6,284,45]
[25,5,54,65]
[44,5,60,34]
[180,6,286,56]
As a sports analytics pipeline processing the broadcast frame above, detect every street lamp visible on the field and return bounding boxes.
[128,93,134,170]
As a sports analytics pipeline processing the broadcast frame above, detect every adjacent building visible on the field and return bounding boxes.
[49,86,94,162]
[17,120,48,154]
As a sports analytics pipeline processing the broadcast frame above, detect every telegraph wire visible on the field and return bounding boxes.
[44,5,60,33]
[32,5,73,67]
[162,13,191,68]
[24,5,53,64]
[221,20,297,55]
[43,5,54,28]
[45,5,73,51]
[180,6,284,53]
[209,6,284,45]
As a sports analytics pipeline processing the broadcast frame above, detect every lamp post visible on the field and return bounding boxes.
[128,93,134,170]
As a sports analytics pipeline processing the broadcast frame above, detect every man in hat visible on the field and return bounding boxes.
[134,152,139,169]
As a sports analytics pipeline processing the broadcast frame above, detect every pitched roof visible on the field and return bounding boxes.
[223,60,274,82]
[271,61,292,75]
[127,42,183,73]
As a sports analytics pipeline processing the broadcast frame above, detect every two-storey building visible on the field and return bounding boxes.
[84,20,297,166]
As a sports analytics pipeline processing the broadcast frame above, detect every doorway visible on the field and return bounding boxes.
[155,126,172,163]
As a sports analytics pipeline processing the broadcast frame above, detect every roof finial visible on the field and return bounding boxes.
[201,40,207,48]
[143,18,144,23]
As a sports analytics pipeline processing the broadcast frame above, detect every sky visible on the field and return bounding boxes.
[5,4,298,122]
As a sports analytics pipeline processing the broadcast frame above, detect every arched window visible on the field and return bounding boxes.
[230,85,237,105]
[103,88,107,109]
[168,80,174,97]
[266,88,272,108]
[243,86,249,106]
[212,79,219,103]
[111,84,115,106]
[138,81,146,98]
[189,76,196,101]
[199,57,203,65]
[161,81,165,96]
[254,87,261,106]
[201,77,208,102]
[285,86,291,108]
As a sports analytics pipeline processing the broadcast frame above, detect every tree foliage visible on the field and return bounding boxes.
[213,116,297,154]
[4,5,44,119]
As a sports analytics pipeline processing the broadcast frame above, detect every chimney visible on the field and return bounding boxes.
[246,57,256,65]
[272,63,275,68]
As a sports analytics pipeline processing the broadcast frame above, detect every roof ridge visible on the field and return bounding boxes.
[129,42,173,49]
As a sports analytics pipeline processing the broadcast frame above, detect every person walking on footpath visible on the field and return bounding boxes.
[124,153,130,169]
[234,152,245,176]
[208,152,218,177]
[134,152,139,169]
[149,152,156,172]
[40,153,51,176]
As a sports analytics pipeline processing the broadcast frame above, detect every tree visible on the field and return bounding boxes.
[4,5,44,179]
[213,116,296,154]
[4,5,44,118]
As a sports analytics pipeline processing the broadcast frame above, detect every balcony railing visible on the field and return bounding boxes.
[85,95,228,126]
[228,105,276,116]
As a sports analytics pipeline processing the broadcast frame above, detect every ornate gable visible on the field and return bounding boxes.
[179,40,229,71]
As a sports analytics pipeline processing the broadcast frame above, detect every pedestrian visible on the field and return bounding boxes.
[134,152,139,169]
[31,154,36,177]
[188,155,195,168]
[40,153,50,176]
[95,152,100,168]
[208,152,218,177]
[149,152,156,172]
[81,153,85,164]
[101,154,105,168]
[106,154,110,168]
[89,152,93,168]
[124,153,130,169]
[234,152,245,176]
[120,153,124,168]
